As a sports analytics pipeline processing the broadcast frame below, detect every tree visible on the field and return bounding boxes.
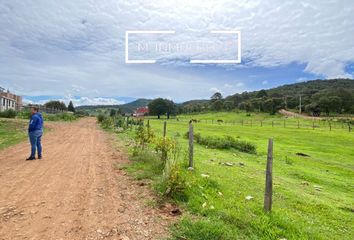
[44,100,67,111]
[148,98,176,119]
[305,103,320,116]
[238,101,254,112]
[263,99,275,114]
[68,101,75,112]
[210,92,223,102]
[212,100,223,111]
[110,109,117,117]
[166,100,177,119]
[256,89,268,98]
[223,100,234,111]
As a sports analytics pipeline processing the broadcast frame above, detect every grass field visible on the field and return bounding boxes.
[0,119,27,149]
[121,112,354,240]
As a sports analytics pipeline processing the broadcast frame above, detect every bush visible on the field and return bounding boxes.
[74,110,89,117]
[135,124,154,149]
[154,136,177,161]
[0,109,17,118]
[185,132,256,154]
[100,117,114,129]
[158,158,187,200]
[97,114,106,123]
[17,110,31,119]
[44,112,76,121]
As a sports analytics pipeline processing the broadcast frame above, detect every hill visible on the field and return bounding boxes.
[76,98,151,114]
[119,98,151,113]
[221,79,354,115]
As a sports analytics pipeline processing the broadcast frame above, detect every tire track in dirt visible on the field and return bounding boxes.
[0,118,175,240]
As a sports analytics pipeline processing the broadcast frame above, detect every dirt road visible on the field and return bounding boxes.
[0,118,172,240]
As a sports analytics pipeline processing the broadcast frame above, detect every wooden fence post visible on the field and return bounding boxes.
[188,122,194,168]
[162,121,168,161]
[283,119,286,128]
[297,120,300,129]
[329,121,332,131]
[264,138,273,212]
[348,123,352,132]
[312,121,315,130]
[163,121,167,137]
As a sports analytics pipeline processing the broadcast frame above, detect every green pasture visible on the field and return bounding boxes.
[128,112,354,239]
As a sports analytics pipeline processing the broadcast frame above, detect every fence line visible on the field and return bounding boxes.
[146,117,353,132]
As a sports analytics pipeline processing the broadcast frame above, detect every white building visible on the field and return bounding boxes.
[0,87,23,112]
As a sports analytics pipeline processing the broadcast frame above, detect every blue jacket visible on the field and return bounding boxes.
[28,113,43,132]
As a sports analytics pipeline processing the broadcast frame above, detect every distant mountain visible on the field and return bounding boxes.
[119,98,152,113]
[179,99,209,106]
[76,98,151,113]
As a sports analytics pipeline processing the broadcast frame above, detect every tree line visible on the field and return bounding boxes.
[178,79,354,116]
[42,100,76,112]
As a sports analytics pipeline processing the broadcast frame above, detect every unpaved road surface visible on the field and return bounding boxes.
[0,118,172,240]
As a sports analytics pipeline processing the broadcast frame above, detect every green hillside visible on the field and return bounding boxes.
[180,79,354,115]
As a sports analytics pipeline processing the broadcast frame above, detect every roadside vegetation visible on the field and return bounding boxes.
[98,111,354,240]
[0,119,27,149]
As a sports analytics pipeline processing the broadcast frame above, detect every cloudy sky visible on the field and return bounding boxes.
[0,0,353,105]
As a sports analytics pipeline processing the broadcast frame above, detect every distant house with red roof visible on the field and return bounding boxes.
[133,106,149,117]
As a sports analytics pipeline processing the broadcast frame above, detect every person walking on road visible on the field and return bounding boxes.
[26,107,44,161]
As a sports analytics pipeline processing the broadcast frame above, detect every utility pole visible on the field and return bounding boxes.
[299,95,302,115]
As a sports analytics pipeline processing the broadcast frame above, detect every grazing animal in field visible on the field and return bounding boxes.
[217,119,224,124]
[190,119,198,123]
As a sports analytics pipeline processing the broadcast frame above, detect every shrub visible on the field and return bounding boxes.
[185,132,256,154]
[97,114,106,123]
[0,109,17,118]
[100,117,114,129]
[74,110,89,117]
[135,124,155,149]
[44,112,76,121]
[159,157,187,200]
[154,136,177,161]
[17,110,31,119]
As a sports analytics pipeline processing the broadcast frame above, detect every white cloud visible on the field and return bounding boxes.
[262,80,268,85]
[209,87,221,93]
[67,97,123,106]
[23,96,124,106]
[296,77,308,83]
[1,0,353,101]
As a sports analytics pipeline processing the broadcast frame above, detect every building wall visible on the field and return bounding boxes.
[0,91,22,112]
